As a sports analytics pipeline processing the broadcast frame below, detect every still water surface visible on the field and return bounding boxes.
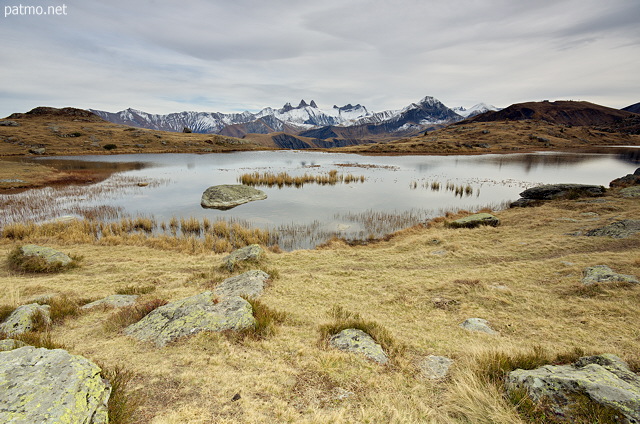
[8,148,638,249]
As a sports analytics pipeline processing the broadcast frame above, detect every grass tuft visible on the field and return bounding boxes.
[230,297,288,341]
[115,285,156,296]
[100,364,143,424]
[103,298,167,332]
[42,295,87,324]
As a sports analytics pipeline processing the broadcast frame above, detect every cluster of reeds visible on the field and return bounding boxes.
[238,169,365,188]
[2,216,277,254]
[409,180,475,197]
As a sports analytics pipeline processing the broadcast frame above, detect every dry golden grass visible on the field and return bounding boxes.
[238,170,365,188]
[0,191,638,423]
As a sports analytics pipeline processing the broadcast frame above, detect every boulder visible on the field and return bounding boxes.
[28,147,46,155]
[223,244,264,271]
[0,303,51,336]
[200,184,267,210]
[124,292,255,347]
[16,244,73,268]
[620,186,640,198]
[0,346,111,423]
[329,328,388,364]
[214,270,269,299]
[584,220,640,239]
[582,265,639,286]
[0,120,19,126]
[81,294,139,310]
[509,198,543,208]
[419,355,454,379]
[0,339,27,352]
[506,354,640,423]
[519,184,606,200]
[459,318,497,335]
[448,213,500,229]
[610,168,640,188]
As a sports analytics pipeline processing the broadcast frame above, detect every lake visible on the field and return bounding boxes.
[2,148,637,250]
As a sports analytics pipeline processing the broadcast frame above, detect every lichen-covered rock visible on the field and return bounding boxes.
[0,303,51,336]
[419,355,454,379]
[223,244,264,271]
[200,184,267,209]
[329,328,388,364]
[584,220,640,239]
[519,184,606,200]
[81,294,139,310]
[214,270,269,299]
[448,213,500,229]
[582,265,639,286]
[506,354,640,423]
[124,292,255,347]
[459,318,498,335]
[0,339,27,352]
[0,346,111,423]
[620,186,640,198]
[20,244,72,265]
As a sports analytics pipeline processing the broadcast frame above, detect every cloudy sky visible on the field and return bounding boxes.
[1,0,638,117]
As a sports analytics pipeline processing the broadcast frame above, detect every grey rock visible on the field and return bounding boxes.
[610,169,640,188]
[329,328,388,364]
[582,265,639,286]
[0,178,26,184]
[201,184,267,210]
[0,339,27,352]
[519,184,606,200]
[28,147,46,155]
[18,244,73,267]
[124,292,255,347]
[214,270,269,299]
[506,354,640,423]
[0,120,19,126]
[620,186,640,198]
[448,213,500,229]
[585,220,640,238]
[419,355,454,379]
[0,346,111,424]
[223,244,264,271]
[510,198,543,208]
[0,303,51,336]
[81,294,139,310]
[460,318,498,335]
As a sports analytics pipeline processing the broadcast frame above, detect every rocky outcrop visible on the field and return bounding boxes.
[200,184,267,210]
[81,294,139,310]
[419,355,454,379]
[459,318,497,335]
[582,265,639,286]
[329,328,388,364]
[511,184,606,207]
[610,168,640,188]
[0,303,51,335]
[124,292,255,347]
[16,244,73,267]
[620,186,640,198]
[506,354,640,423]
[584,219,640,238]
[214,270,269,299]
[223,244,264,271]
[0,346,111,423]
[448,213,500,229]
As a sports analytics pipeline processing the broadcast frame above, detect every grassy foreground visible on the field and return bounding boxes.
[1,191,639,423]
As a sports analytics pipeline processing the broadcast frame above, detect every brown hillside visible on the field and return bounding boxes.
[467,100,636,126]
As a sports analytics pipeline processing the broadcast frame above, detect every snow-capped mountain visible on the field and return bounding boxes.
[90,96,488,139]
[452,103,499,118]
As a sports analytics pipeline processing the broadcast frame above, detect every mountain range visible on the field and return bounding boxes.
[90,97,499,145]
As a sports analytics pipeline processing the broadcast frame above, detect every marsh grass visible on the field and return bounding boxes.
[318,305,404,359]
[43,295,88,324]
[98,364,143,424]
[0,330,66,350]
[103,298,168,332]
[227,297,288,341]
[115,285,156,296]
[238,170,365,188]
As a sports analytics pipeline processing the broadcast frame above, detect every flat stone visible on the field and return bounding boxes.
[419,355,454,379]
[506,354,640,423]
[448,213,500,229]
[214,270,269,299]
[223,244,264,271]
[201,184,267,210]
[584,220,640,239]
[329,328,388,364]
[519,184,605,200]
[460,318,498,335]
[81,294,139,310]
[0,346,111,423]
[0,303,51,336]
[582,265,639,286]
[124,292,255,347]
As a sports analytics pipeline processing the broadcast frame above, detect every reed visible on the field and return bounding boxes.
[238,170,365,188]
